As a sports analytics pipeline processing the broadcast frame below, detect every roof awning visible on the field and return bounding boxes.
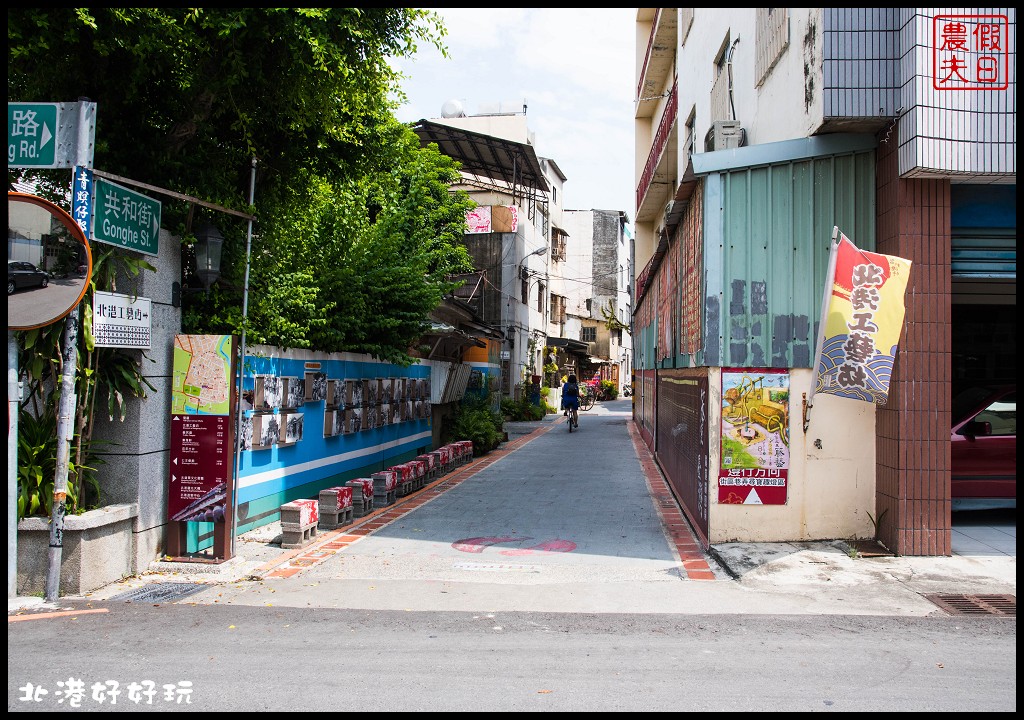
[547,337,590,354]
[412,119,549,202]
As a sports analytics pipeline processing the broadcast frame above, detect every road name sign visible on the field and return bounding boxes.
[92,176,161,256]
[7,101,96,169]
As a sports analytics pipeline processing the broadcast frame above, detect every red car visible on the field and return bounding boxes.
[951,384,1016,510]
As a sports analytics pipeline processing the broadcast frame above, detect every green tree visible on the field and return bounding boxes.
[9,7,472,363]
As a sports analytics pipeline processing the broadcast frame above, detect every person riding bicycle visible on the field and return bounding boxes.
[561,374,580,418]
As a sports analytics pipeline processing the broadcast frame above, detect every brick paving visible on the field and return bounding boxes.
[260,414,713,581]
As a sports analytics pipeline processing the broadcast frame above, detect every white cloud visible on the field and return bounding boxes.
[393,8,636,216]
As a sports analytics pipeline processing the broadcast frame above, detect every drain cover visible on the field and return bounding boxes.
[924,594,1016,616]
[109,582,209,603]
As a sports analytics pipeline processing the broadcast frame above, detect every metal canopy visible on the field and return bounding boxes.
[412,119,549,203]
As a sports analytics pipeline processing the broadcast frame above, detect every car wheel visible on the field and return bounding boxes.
[7,280,15,295]
[40,276,49,288]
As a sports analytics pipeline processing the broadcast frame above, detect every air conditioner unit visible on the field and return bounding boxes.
[704,120,742,152]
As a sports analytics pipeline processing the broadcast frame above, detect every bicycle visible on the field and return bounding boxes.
[578,391,595,412]
[567,404,579,432]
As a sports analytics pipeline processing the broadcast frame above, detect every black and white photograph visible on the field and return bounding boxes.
[395,377,406,402]
[349,407,363,433]
[347,378,363,408]
[364,406,377,430]
[252,413,280,449]
[323,409,336,437]
[422,377,431,400]
[326,379,343,409]
[240,415,253,451]
[305,371,327,402]
[407,378,418,402]
[381,378,393,405]
[334,408,348,435]
[281,377,304,410]
[254,375,282,412]
[365,378,378,406]
[280,412,304,444]
[379,402,391,426]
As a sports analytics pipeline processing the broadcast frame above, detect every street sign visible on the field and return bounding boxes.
[91,176,161,256]
[92,291,152,349]
[7,103,58,167]
[7,101,95,169]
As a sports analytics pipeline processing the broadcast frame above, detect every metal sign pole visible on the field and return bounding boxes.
[43,99,94,602]
[230,156,257,557]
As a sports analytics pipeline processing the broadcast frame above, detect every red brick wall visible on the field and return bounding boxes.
[875,130,952,556]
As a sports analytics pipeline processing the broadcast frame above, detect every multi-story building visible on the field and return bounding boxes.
[633,8,1015,555]
[415,102,633,400]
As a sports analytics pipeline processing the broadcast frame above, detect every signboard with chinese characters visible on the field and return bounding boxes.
[7,101,96,169]
[92,176,161,256]
[718,369,790,506]
[932,14,1009,90]
[168,335,236,527]
[92,291,152,349]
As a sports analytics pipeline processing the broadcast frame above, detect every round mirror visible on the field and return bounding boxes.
[8,192,92,330]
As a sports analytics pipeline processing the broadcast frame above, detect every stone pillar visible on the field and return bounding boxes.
[91,228,181,572]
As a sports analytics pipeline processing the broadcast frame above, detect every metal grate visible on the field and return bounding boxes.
[109,582,209,603]
[924,594,1016,616]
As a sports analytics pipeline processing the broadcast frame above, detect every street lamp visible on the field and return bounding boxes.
[194,222,224,294]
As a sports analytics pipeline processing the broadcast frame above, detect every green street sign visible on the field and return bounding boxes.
[92,177,161,256]
[8,102,59,168]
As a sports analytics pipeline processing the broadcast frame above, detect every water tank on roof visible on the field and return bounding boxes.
[441,99,466,118]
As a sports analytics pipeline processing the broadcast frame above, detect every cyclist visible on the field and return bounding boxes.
[561,374,580,430]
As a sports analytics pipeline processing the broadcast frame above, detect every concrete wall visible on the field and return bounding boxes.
[17,503,139,595]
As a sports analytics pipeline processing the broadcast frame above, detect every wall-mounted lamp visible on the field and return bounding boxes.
[525,245,549,258]
[194,222,224,295]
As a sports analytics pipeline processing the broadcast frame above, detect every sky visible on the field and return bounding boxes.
[391,8,636,217]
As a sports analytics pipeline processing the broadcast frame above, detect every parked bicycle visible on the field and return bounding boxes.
[579,389,595,412]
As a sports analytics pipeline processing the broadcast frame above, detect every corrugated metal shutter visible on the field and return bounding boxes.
[951,230,1016,279]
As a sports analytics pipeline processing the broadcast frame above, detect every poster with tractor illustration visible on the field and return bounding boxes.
[718,369,790,505]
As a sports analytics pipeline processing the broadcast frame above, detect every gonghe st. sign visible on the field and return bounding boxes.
[92,176,161,256]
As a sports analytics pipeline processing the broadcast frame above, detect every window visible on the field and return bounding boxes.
[581,326,597,343]
[537,282,545,313]
[755,8,789,87]
[685,107,697,162]
[521,277,528,304]
[552,229,567,262]
[551,294,567,324]
[552,186,557,205]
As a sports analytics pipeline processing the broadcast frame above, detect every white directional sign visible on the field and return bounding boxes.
[92,291,152,349]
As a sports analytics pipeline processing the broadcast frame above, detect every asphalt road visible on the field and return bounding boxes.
[7,603,1016,712]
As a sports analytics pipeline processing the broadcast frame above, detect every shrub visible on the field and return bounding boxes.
[501,395,546,421]
[446,393,504,457]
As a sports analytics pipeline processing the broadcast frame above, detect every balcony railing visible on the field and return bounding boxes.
[636,8,661,100]
[636,82,677,212]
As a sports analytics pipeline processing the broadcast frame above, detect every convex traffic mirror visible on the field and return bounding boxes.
[8,192,92,330]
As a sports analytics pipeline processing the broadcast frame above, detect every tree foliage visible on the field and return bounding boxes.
[9,7,473,365]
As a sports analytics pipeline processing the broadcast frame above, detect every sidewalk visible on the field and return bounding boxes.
[10,400,1015,617]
